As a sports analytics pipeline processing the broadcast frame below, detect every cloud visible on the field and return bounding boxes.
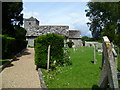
[22,11,40,18]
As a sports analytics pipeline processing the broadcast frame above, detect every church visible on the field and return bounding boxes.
[24,16,82,47]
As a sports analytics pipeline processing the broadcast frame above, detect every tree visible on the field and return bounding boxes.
[81,36,89,41]
[85,2,120,45]
[81,36,89,46]
[2,2,23,37]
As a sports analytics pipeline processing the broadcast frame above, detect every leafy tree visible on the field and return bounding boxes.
[66,41,74,48]
[85,2,120,46]
[81,36,89,41]
[2,2,23,37]
[81,36,89,46]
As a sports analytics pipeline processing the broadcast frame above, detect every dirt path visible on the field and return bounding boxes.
[1,48,41,88]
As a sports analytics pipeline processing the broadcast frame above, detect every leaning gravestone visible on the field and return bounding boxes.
[98,36,119,89]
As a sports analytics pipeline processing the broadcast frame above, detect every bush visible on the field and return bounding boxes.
[0,35,27,59]
[34,33,65,69]
[66,41,74,48]
[15,39,28,52]
[1,35,16,59]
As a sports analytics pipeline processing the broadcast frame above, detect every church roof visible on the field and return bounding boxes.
[69,30,81,39]
[24,16,39,22]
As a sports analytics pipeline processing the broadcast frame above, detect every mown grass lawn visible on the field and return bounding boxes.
[41,46,102,88]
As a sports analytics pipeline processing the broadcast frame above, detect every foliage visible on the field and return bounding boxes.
[0,59,11,65]
[28,45,34,48]
[41,47,102,88]
[0,35,27,59]
[1,35,16,59]
[81,36,89,41]
[15,39,28,52]
[2,2,23,37]
[81,36,102,46]
[63,47,72,66]
[81,36,89,46]
[66,41,74,48]
[86,2,120,46]
[14,26,27,40]
[34,33,65,69]
[1,2,28,60]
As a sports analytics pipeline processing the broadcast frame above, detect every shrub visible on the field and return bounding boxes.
[34,33,65,69]
[1,35,16,59]
[15,39,28,52]
[0,35,27,59]
[66,41,74,48]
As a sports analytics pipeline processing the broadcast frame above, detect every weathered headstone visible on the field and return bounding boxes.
[98,36,119,89]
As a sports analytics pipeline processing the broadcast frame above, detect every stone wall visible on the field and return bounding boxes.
[85,41,102,47]
[26,37,35,47]
[69,39,82,47]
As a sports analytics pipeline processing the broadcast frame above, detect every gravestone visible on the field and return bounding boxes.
[98,36,119,89]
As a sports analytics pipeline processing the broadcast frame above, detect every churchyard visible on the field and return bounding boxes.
[35,35,120,88]
[41,46,102,88]
[1,2,120,89]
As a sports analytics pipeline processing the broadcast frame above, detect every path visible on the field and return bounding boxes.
[0,48,41,88]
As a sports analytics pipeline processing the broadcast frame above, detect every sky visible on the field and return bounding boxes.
[22,1,92,37]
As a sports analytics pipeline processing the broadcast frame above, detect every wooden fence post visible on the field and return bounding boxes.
[94,44,97,64]
[98,36,119,89]
[47,45,50,72]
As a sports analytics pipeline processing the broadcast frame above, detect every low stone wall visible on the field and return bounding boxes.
[38,68,47,88]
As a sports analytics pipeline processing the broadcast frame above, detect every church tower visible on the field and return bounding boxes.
[24,16,39,31]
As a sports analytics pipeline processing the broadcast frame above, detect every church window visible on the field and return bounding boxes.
[29,22,31,25]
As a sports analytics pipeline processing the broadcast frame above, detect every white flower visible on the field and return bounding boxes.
[53,60,56,64]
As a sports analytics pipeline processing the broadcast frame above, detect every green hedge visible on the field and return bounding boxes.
[1,35,27,59]
[34,33,65,68]
[15,39,28,52]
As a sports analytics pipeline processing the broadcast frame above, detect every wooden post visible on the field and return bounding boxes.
[98,36,119,89]
[47,45,50,72]
[94,44,97,64]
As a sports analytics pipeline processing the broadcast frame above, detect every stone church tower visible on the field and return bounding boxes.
[24,16,39,31]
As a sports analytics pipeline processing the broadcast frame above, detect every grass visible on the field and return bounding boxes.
[0,59,11,65]
[41,46,102,88]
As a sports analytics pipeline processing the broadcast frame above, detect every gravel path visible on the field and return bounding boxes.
[1,48,41,88]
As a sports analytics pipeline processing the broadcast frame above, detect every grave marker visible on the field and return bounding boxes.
[98,36,119,89]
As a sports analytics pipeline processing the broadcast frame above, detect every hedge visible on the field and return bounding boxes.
[34,33,65,69]
[0,35,27,59]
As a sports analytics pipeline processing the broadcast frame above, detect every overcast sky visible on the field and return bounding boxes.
[22,1,92,37]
